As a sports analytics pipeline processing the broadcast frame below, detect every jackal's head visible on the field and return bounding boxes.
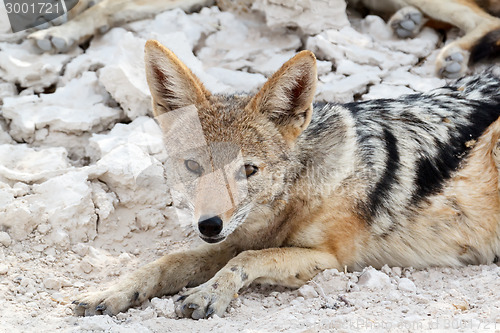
[144,40,317,244]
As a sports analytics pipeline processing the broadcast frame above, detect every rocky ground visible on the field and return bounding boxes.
[0,1,499,332]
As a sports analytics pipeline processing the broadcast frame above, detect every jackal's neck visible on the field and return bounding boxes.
[291,103,361,197]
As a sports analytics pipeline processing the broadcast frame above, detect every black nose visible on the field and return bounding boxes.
[198,216,223,237]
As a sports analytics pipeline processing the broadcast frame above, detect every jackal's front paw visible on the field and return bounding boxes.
[174,282,235,319]
[73,287,143,316]
[389,6,425,38]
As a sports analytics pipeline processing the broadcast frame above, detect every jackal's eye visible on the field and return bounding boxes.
[244,164,258,178]
[185,159,202,175]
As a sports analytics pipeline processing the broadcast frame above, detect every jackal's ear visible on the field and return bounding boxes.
[248,50,317,142]
[144,40,210,116]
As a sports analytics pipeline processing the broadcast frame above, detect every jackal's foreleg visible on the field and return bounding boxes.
[73,244,236,316]
[175,247,339,319]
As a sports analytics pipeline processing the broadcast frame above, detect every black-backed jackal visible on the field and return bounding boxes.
[73,40,500,319]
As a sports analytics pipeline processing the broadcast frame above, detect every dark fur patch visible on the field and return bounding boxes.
[411,102,499,204]
[458,245,482,265]
[305,104,341,142]
[470,28,500,63]
[365,128,400,222]
[280,153,290,161]
[344,101,403,223]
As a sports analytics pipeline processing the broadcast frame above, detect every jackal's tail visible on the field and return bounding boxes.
[470,28,500,64]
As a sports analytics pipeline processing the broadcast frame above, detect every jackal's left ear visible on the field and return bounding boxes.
[248,50,317,142]
[144,40,211,116]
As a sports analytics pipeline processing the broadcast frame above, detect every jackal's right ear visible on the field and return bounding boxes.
[247,50,317,143]
[144,40,210,116]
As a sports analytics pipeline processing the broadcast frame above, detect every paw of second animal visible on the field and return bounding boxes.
[29,26,77,52]
[436,46,470,78]
[389,6,426,38]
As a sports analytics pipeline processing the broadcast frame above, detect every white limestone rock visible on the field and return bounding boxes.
[0,144,70,182]
[0,231,12,247]
[0,40,80,91]
[90,181,118,223]
[0,170,97,244]
[89,116,165,161]
[307,26,419,72]
[0,117,13,144]
[196,8,301,77]
[357,267,391,290]
[130,7,219,49]
[0,82,17,103]
[384,67,445,92]
[206,67,266,93]
[0,4,11,34]
[253,0,349,35]
[96,144,170,207]
[62,28,131,81]
[247,52,296,77]
[298,285,319,299]
[30,171,97,245]
[316,71,380,103]
[97,31,152,120]
[150,297,175,318]
[2,71,122,144]
[362,83,415,100]
[335,59,385,77]
[398,278,417,293]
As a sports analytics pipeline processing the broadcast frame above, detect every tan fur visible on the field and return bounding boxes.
[445,118,500,246]
[280,175,370,268]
